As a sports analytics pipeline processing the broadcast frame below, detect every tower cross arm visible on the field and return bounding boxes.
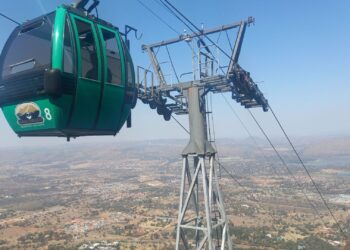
[142,18,254,50]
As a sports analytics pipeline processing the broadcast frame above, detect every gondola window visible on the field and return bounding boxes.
[1,13,55,79]
[101,29,121,84]
[75,19,99,81]
[63,18,74,74]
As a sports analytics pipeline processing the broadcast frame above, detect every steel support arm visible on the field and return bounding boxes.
[142,18,254,50]
[227,21,247,75]
[145,46,167,87]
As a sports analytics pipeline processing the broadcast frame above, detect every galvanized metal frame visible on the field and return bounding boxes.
[138,17,268,249]
[176,153,233,250]
[138,17,268,116]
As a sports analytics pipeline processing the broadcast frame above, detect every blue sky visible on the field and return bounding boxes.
[0,0,349,147]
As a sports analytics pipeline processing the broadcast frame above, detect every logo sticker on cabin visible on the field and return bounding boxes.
[15,102,44,126]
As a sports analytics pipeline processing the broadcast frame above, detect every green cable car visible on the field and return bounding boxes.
[0,3,137,140]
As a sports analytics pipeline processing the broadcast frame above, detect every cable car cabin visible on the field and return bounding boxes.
[0,5,137,139]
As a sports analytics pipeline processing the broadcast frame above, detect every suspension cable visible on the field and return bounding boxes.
[165,45,180,83]
[137,0,179,35]
[217,161,248,191]
[136,0,193,84]
[217,160,281,223]
[208,94,278,223]
[225,30,233,51]
[161,0,232,61]
[0,12,20,25]
[162,1,336,228]
[247,109,333,228]
[158,0,217,62]
[267,104,347,237]
[208,93,222,177]
[169,95,306,225]
[221,93,281,177]
[220,92,327,227]
[156,0,234,77]
[139,0,343,237]
[171,114,189,134]
[151,0,195,55]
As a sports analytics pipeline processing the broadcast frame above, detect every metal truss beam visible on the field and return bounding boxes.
[138,17,268,117]
[137,17,269,249]
[176,154,233,250]
[142,17,254,50]
[227,21,247,75]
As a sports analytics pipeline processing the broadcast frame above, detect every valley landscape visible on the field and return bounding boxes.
[0,137,349,249]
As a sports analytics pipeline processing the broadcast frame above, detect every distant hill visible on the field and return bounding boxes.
[302,137,350,157]
[0,136,349,163]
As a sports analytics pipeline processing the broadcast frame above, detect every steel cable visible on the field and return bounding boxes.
[268,104,347,238]
[0,12,20,25]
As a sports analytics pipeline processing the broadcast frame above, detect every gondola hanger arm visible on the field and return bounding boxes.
[125,25,143,40]
[72,0,100,14]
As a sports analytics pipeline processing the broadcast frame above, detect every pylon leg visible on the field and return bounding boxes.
[175,154,232,249]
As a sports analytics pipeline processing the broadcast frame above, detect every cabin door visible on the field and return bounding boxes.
[95,25,126,131]
[68,14,102,130]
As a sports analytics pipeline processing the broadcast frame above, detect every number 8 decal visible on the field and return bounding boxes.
[44,108,52,120]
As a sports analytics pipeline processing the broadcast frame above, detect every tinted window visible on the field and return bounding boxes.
[2,13,55,79]
[63,18,74,74]
[127,56,134,87]
[75,19,99,80]
[101,29,121,84]
[121,39,134,87]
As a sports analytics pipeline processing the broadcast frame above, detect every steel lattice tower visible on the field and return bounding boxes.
[138,17,268,249]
